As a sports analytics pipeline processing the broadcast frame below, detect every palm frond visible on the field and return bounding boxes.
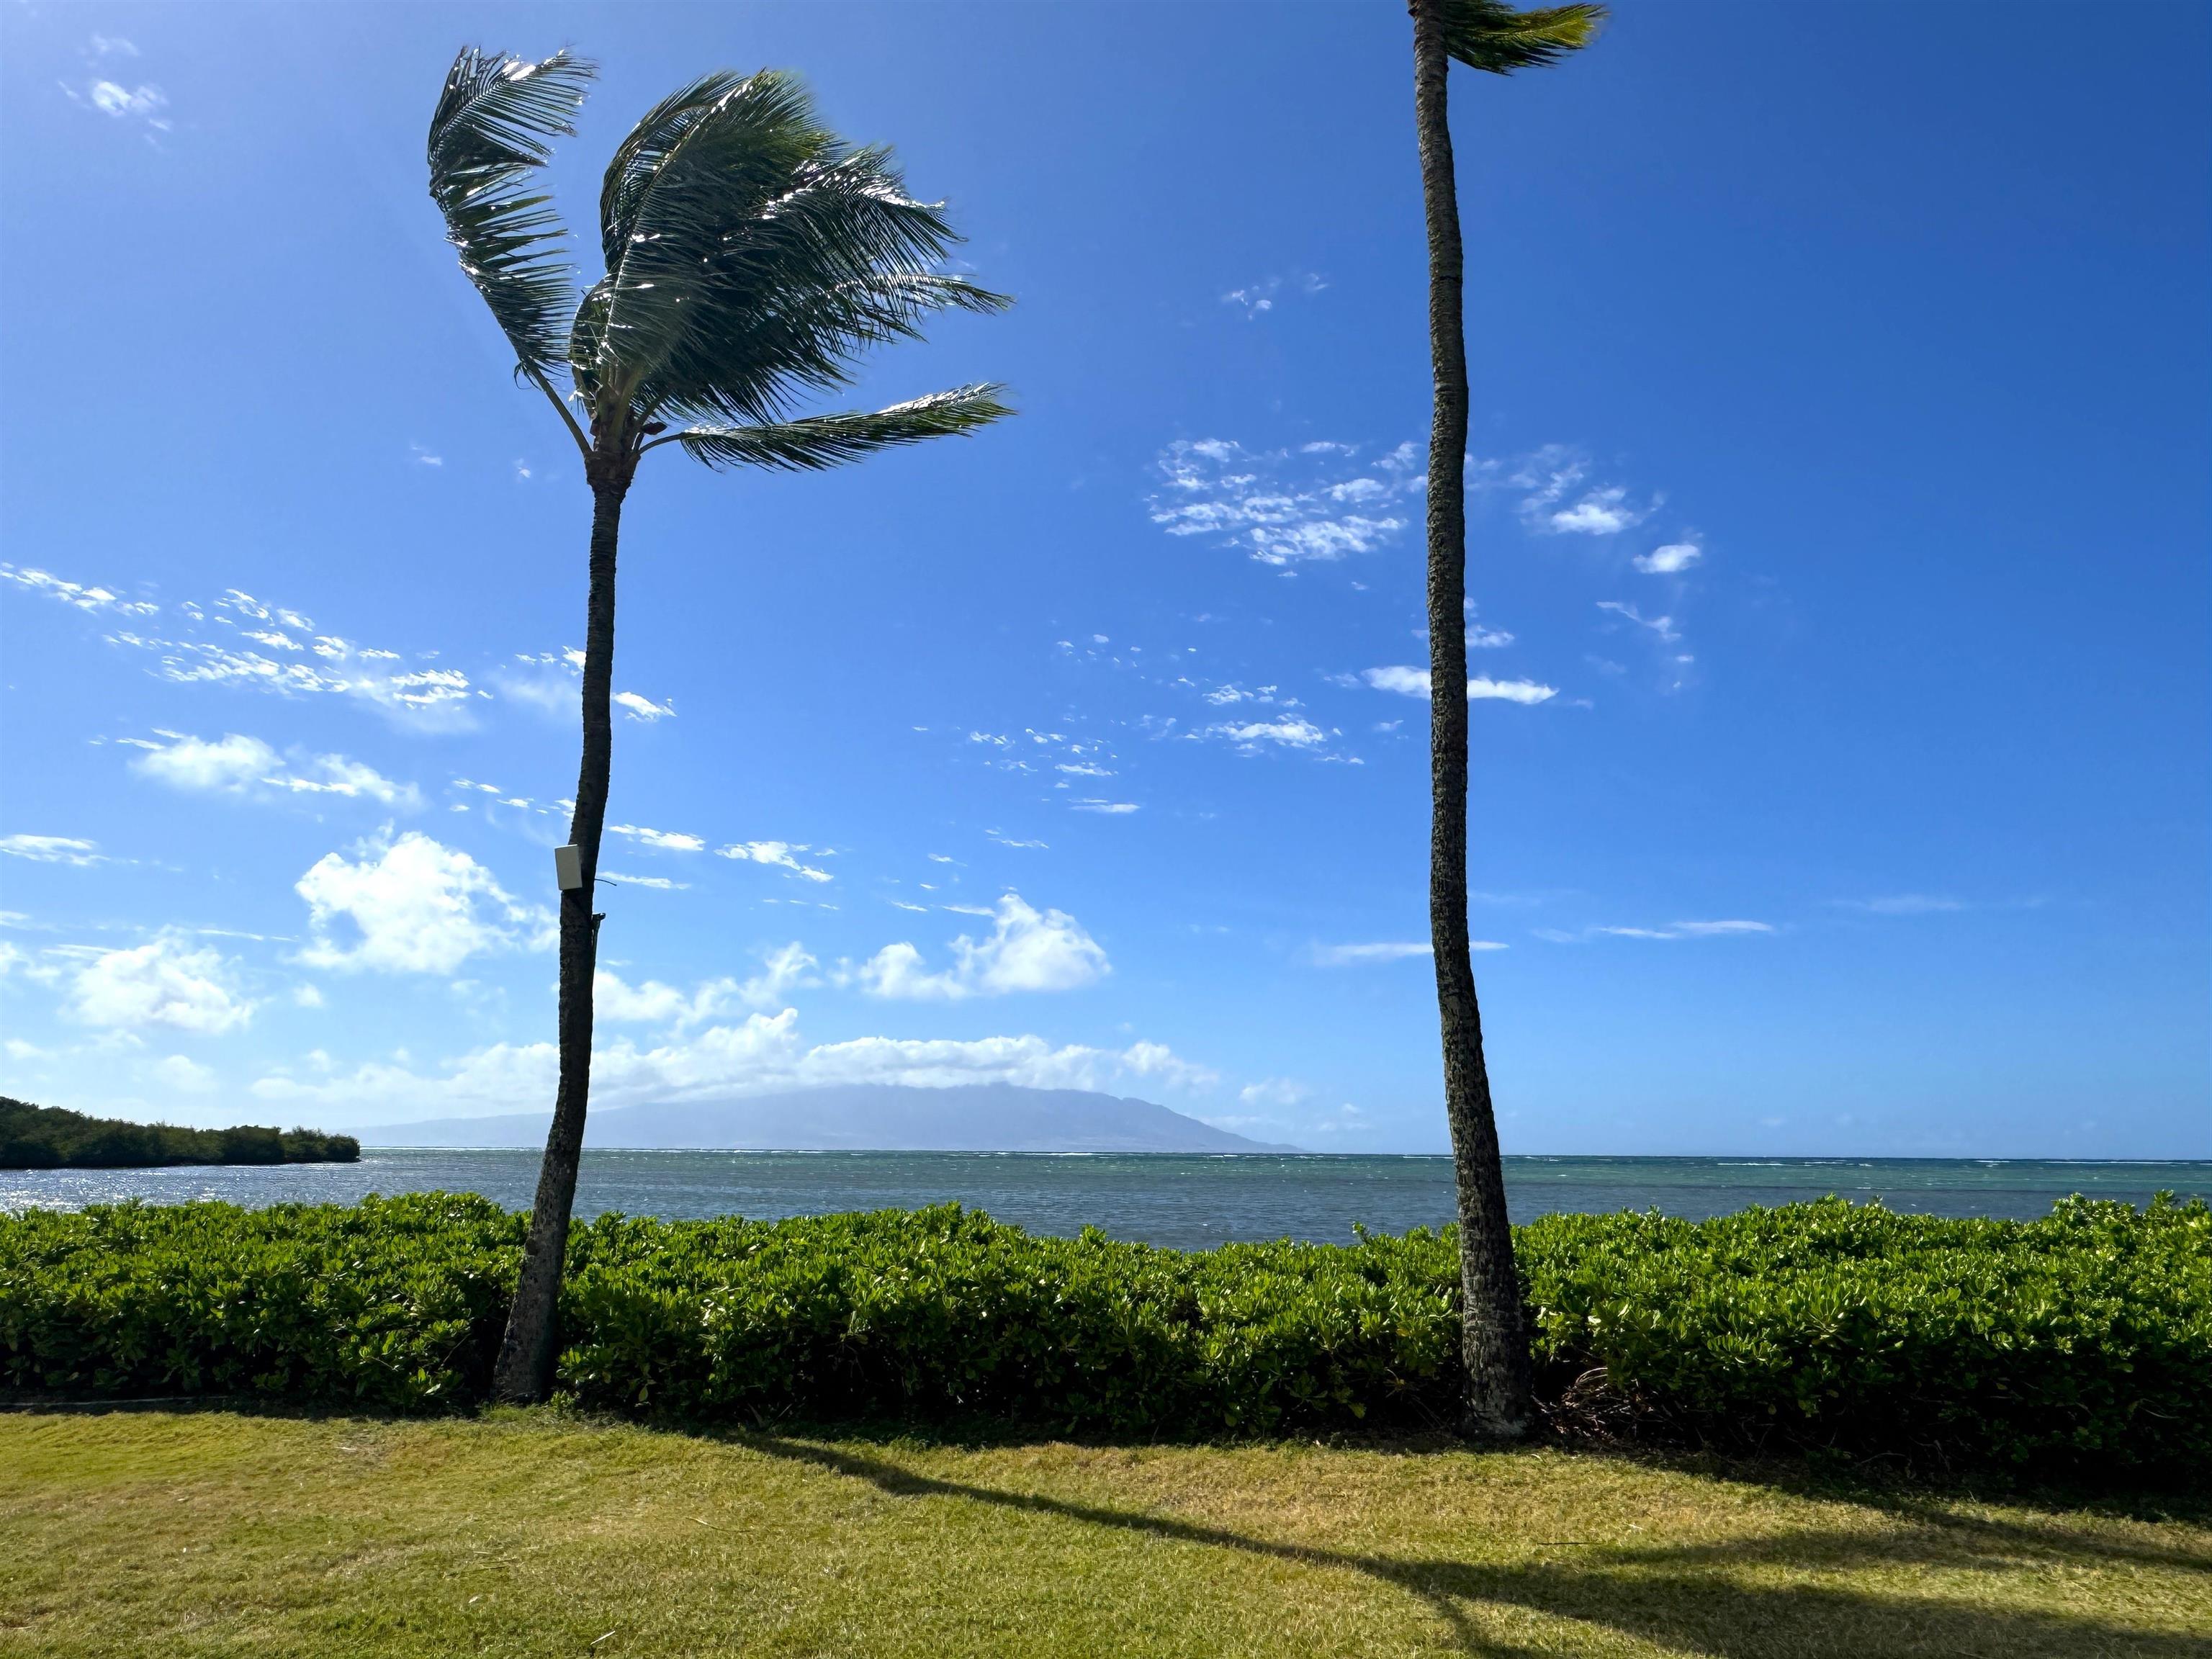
[1440,0,1606,74]
[427,46,595,377]
[588,71,1002,433]
[669,384,1012,472]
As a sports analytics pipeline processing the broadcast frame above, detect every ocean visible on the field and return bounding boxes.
[2,1150,2203,1249]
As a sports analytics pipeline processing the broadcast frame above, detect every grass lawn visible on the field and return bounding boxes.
[1,1407,2206,1658]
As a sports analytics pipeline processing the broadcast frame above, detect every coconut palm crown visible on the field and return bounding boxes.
[428,48,1010,485]
[1435,0,1605,75]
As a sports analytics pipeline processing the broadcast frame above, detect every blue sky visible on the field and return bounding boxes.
[1,2,2204,1156]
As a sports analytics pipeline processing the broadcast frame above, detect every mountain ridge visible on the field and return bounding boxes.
[351,1082,1302,1154]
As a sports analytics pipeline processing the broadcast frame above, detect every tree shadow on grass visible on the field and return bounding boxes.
[737,1434,2209,1659]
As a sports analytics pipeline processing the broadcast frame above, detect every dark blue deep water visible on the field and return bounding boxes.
[2,1151,2202,1250]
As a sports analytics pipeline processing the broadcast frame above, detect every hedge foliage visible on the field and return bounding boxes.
[0,1097,359,1170]
[1,1192,2203,1480]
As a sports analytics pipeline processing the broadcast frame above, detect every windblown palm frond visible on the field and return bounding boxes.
[1439,0,1606,74]
[669,383,1012,471]
[427,47,596,377]
[586,70,1010,439]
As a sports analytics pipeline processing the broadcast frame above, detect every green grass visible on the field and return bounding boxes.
[3,1408,2206,1657]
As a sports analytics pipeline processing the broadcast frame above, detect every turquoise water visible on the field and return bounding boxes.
[1,1151,2202,1249]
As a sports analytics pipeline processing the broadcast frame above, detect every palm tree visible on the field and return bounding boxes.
[1408,0,1602,1439]
[426,48,1011,1402]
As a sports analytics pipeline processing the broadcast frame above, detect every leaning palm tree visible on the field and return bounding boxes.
[1408,0,1602,1439]
[427,47,1010,1401]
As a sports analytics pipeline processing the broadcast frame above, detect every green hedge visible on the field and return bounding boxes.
[1,1193,2203,1480]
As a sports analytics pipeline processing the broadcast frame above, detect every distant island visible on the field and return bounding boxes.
[356,1082,1301,1154]
[0,1097,359,1170]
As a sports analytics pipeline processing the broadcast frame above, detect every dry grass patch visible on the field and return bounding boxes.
[1,1407,2206,1657]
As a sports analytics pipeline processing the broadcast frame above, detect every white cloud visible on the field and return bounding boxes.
[601,872,690,891]
[256,1017,1214,1122]
[1469,677,1558,705]
[0,835,106,867]
[613,691,675,721]
[1359,666,1557,706]
[1635,541,1703,575]
[1069,799,1140,815]
[81,79,169,127]
[595,944,817,1028]
[847,893,1107,1001]
[295,832,550,974]
[1148,438,1421,565]
[154,1054,220,1094]
[609,823,706,853]
[1547,489,1642,534]
[716,840,832,881]
[1238,1077,1310,1108]
[123,730,418,807]
[69,935,253,1033]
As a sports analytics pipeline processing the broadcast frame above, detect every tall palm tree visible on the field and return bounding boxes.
[1408,0,1602,1439]
[426,47,1011,1402]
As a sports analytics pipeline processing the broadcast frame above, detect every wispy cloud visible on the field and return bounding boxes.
[1069,799,1141,815]
[1,564,157,617]
[1831,894,1967,916]
[0,835,108,868]
[1493,445,1654,536]
[1596,600,1681,644]
[1357,665,1557,706]
[717,840,832,882]
[1309,940,1503,966]
[608,824,705,853]
[1207,716,1330,751]
[1537,919,1773,943]
[1148,438,1423,565]
[497,648,672,727]
[1220,271,1327,319]
[120,730,419,809]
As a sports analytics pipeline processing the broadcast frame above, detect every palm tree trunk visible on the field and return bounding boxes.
[1411,0,1535,1442]
[492,473,625,1403]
